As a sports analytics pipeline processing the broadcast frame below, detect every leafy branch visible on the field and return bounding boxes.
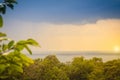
[0,0,17,27]
[0,0,40,79]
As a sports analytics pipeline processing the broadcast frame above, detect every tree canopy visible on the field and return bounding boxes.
[21,55,120,80]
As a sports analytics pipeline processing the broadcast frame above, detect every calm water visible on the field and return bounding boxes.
[27,51,120,62]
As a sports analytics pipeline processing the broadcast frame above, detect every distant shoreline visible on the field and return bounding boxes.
[26,51,120,62]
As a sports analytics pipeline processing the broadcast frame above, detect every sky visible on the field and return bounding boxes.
[1,0,120,52]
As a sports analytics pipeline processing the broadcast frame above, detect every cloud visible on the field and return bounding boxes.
[2,19,120,51]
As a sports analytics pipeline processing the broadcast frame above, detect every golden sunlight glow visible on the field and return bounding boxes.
[11,19,120,52]
[114,46,120,53]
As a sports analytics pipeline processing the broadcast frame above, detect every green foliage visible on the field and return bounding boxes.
[66,57,95,80]
[0,0,17,14]
[14,39,39,54]
[88,57,105,80]
[0,0,40,79]
[23,55,69,80]
[21,55,120,80]
[0,35,39,54]
[104,59,120,80]
[0,36,39,79]
[19,55,120,80]
[48,56,103,80]
[0,51,34,79]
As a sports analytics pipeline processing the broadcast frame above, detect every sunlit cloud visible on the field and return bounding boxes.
[2,19,120,52]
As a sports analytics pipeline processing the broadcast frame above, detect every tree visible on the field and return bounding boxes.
[68,57,93,80]
[0,0,39,79]
[66,57,104,80]
[104,59,120,80]
[22,55,69,80]
[88,57,105,80]
[22,58,43,80]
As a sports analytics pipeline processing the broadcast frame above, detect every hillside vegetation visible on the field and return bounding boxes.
[20,55,120,80]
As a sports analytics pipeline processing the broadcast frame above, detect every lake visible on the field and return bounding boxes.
[27,51,120,62]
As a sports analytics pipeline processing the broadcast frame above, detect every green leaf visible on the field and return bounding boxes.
[0,32,6,37]
[16,40,26,45]
[14,40,26,51]
[0,15,3,27]
[24,45,32,55]
[27,39,40,47]
[2,44,8,52]
[8,40,14,49]
[19,54,34,66]
[14,44,24,51]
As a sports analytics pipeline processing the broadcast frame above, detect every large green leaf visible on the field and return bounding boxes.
[27,39,40,47]
[24,45,32,55]
[0,15,3,27]
[8,40,14,49]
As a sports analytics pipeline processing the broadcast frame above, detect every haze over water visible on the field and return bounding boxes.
[27,51,120,62]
